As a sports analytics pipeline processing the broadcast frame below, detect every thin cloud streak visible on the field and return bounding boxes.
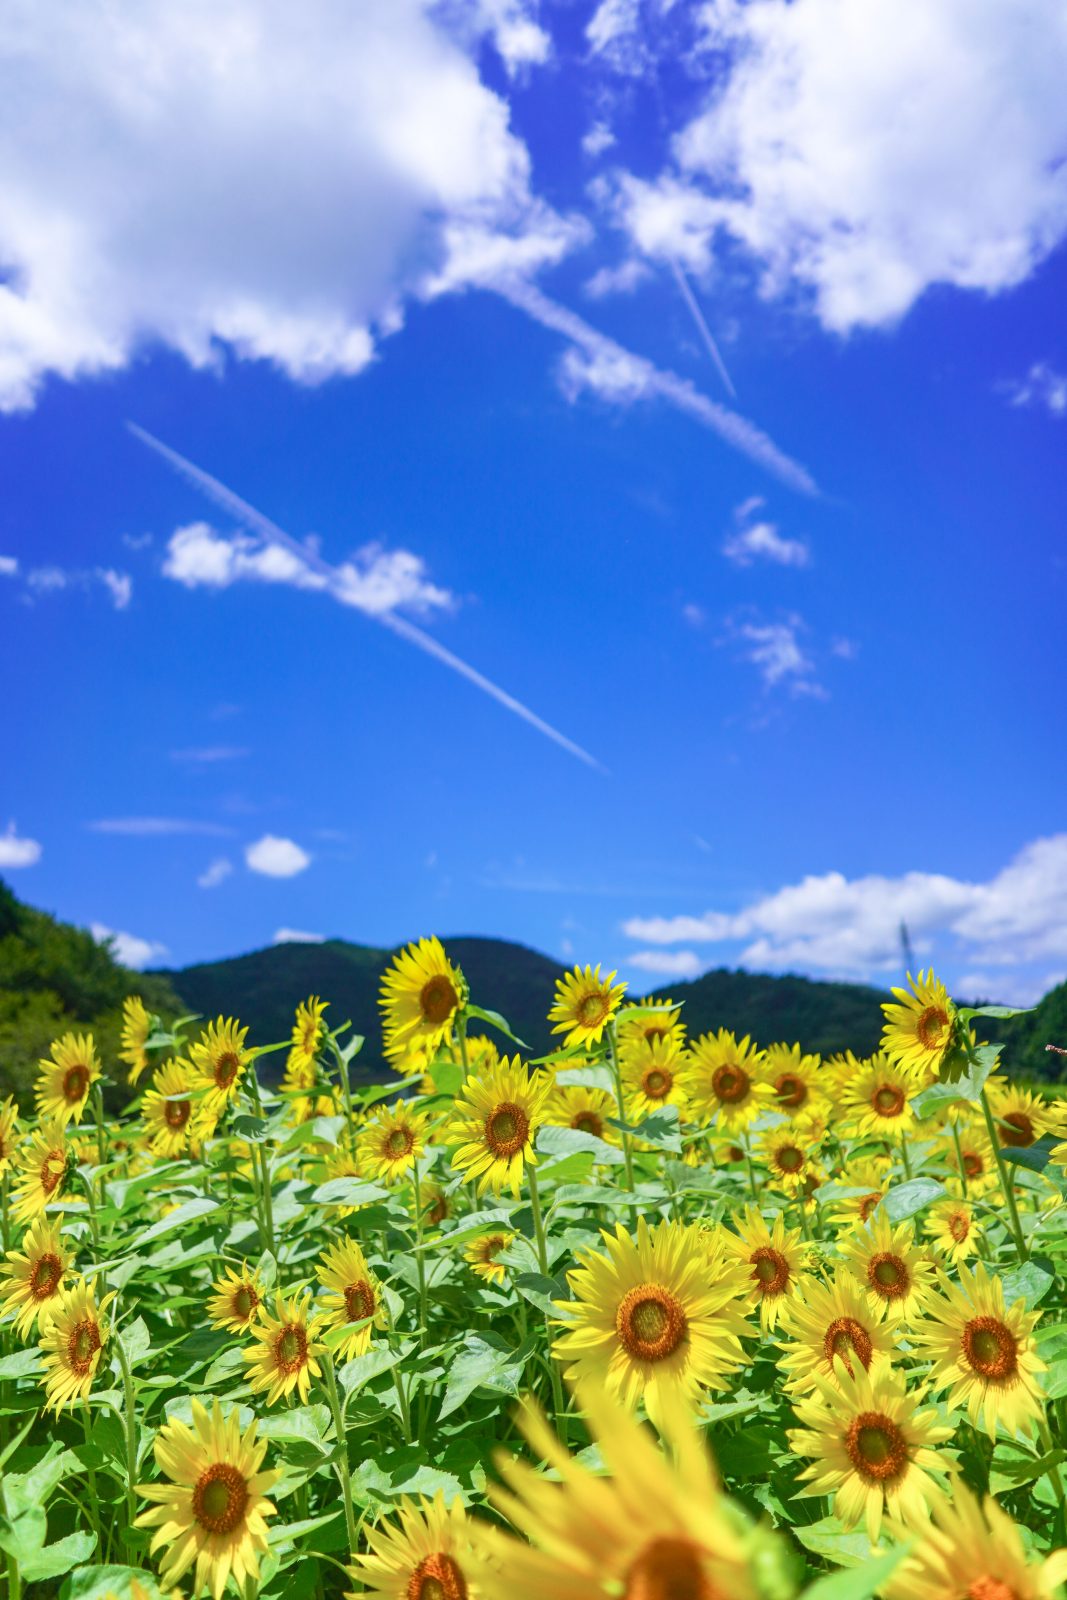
[129,424,607,774]
[669,261,736,398]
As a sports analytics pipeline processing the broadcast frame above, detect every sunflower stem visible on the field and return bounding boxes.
[979,1088,1028,1263]
[91,1080,109,1172]
[411,1163,428,1348]
[1040,1414,1067,1544]
[0,1172,9,1253]
[257,1142,276,1258]
[606,1022,635,1194]
[80,1401,104,1552]
[455,1009,471,1075]
[322,1351,358,1555]
[899,1131,913,1180]
[330,1033,357,1134]
[113,1329,141,1563]
[526,1166,567,1440]
[392,1362,413,1444]
[742,1136,760,1203]
[950,1117,971,1199]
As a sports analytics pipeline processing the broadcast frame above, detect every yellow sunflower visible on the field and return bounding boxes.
[322,1139,370,1217]
[188,1017,250,1116]
[987,1084,1052,1151]
[926,1198,983,1264]
[350,1492,475,1600]
[35,1031,101,1126]
[838,1211,934,1325]
[0,1094,19,1174]
[619,1038,689,1122]
[686,1030,769,1132]
[380,937,465,1054]
[357,1100,430,1185]
[883,1480,1067,1600]
[909,1260,1045,1438]
[316,1238,385,1360]
[942,1120,999,1197]
[881,969,958,1080]
[777,1268,895,1392]
[11,1120,71,1223]
[544,1082,618,1144]
[136,1399,279,1600]
[0,1213,74,1335]
[39,1278,115,1411]
[759,1043,828,1122]
[244,1292,323,1404]
[548,964,627,1050]
[120,995,154,1086]
[789,1359,953,1544]
[285,995,328,1087]
[464,1033,501,1074]
[465,1231,517,1285]
[207,1265,264,1335]
[721,1206,805,1331]
[615,997,685,1060]
[552,1217,753,1422]
[824,1157,891,1233]
[757,1122,824,1197]
[838,1053,921,1140]
[421,1182,451,1228]
[448,1056,549,1196]
[142,1059,200,1158]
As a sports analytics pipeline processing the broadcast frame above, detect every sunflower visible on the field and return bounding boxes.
[323,1140,369,1217]
[289,1091,339,1127]
[142,1060,200,1158]
[926,1198,982,1264]
[881,969,958,1081]
[823,1157,891,1233]
[464,1033,501,1073]
[544,1082,618,1144]
[120,995,154,1086]
[721,1206,805,1331]
[0,1095,19,1174]
[474,1382,780,1600]
[421,1182,451,1228]
[987,1084,1052,1151]
[350,1491,475,1600]
[188,1017,250,1116]
[244,1292,323,1404]
[285,995,329,1087]
[549,964,627,1050]
[759,1043,828,1122]
[789,1359,953,1544]
[838,1053,920,1140]
[11,1120,71,1223]
[448,1056,549,1196]
[686,1030,768,1132]
[35,1031,101,1126]
[909,1260,1045,1438]
[615,997,685,1060]
[619,1038,689,1122]
[39,1278,115,1411]
[757,1122,824,1196]
[777,1269,895,1392]
[383,1035,437,1086]
[883,1480,1067,1600]
[0,1213,74,1335]
[838,1211,934,1325]
[380,937,465,1054]
[357,1100,429,1185]
[941,1120,999,1197]
[207,1265,264,1335]
[316,1238,385,1360]
[552,1217,753,1422]
[465,1231,516,1285]
[136,1399,279,1600]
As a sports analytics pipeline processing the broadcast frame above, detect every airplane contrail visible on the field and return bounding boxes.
[670,261,737,400]
[128,423,608,774]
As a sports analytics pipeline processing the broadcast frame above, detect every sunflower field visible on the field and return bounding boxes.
[2,941,1067,1600]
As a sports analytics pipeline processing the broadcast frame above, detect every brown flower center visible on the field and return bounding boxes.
[857,1193,882,1222]
[193,1463,249,1536]
[962,1316,1018,1382]
[274,1323,309,1373]
[868,1252,909,1298]
[750,1246,790,1296]
[343,1280,376,1324]
[824,1316,874,1377]
[775,1072,808,1109]
[999,1112,1035,1148]
[407,1552,468,1600]
[425,1192,449,1226]
[40,1150,66,1196]
[968,1579,1019,1600]
[420,975,458,1027]
[572,1110,604,1138]
[616,1284,688,1362]
[872,1085,905,1117]
[233,1284,259,1320]
[385,1126,415,1158]
[624,1537,712,1600]
[726,1144,745,1163]
[916,1005,949,1050]
[476,1233,508,1265]
[67,1317,101,1375]
[576,991,610,1028]
[62,1064,90,1103]
[963,1150,984,1179]
[164,1096,190,1130]
[485,1102,529,1158]
[948,1210,971,1243]
[776,1144,804,1174]
[711,1064,749,1105]
[214,1051,241,1089]
[30,1252,63,1300]
[844,1412,908,1483]
[641,1066,673,1100]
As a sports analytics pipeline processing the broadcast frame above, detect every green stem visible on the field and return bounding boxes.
[899,1131,913,1180]
[91,1081,109,1173]
[392,1362,413,1444]
[322,1352,358,1555]
[606,1022,635,1193]
[0,1478,21,1600]
[455,1010,471,1074]
[80,1402,103,1552]
[331,1035,357,1132]
[257,1143,276,1257]
[0,1172,9,1253]
[113,1331,141,1563]
[950,1117,971,1199]
[1040,1414,1067,1545]
[526,1166,567,1439]
[411,1164,428,1348]
[742,1136,760,1203]
[980,1089,1028,1263]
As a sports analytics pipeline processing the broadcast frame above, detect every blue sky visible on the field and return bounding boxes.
[2,0,1066,1003]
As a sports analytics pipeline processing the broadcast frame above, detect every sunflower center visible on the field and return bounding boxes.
[775,1073,807,1109]
[777,1144,804,1174]
[844,1412,908,1483]
[963,1150,984,1179]
[872,1085,905,1117]
[962,1316,1018,1382]
[623,1537,712,1600]
[301,1021,319,1054]
[426,1193,449,1226]
[485,1102,529,1158]
[215,1051,241,1088]
[233,1285,258,1319]
[916,1005,949,1050]
[967,1580,1019,1600]
[642,1067,673,1100]
[274,1323,308,1373]
[711,1065,749,1104]
[62,1064,90,1103]
[40,1150,66,1196]
[407,1552,468,1600]
[419,975,458,1026]
[164,1097,190,1130]
[385,1127,415,1157]
[948,1211,971,1243]
[868,1253,909,1297]
[576,992,610,1028]
[477,1233,507,1263]
[67,1318,101,1375]
[999,1112,1035,1148]
[824,1316,874,1376]
[29,1252,63,1300]
[857,1193,882,1222]
[192,1463,249,1537]
[616,1284,688,1362]
[344,1280,376,1324]
[750,1246,789,1296]
[573,1110,604,1137]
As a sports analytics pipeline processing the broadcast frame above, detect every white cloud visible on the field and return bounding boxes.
[1004,360,1067,417]
[0,822,42,868]
[273,927,326,945]
[0,0,572,411]
[245,834,311,878]
[586,0,645,71]
[726,611,823,696]
[89,816,233,836]
[91,921,167,969]
[21,563,133,607]
[172,746,249,764]
[26,566,68,595]
[682,602,705,627]
[197,857,234,889]
[608,0,1067,331]
[97,568,132,609]
[582,120,617,159]
[628,948,703,978]
[723,497,809,567]
[0,555,17,576]
[583,258,651,298]
[957,971,1065,1009]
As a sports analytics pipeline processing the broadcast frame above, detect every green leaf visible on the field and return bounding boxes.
[310,1177,390,1208]
[608,1106,683,1153]
[878,1178,946,1221]
[1000,1259,1056,1308]
[0,1506,46,1562]
[792,1518,880,1568]
[136,1196,219,1244]
[465,1005,530,1050]
[554,1064,616,1094]
[512,1272,569,1316]
[258,1406,331,1452]
[337,1344,411,1395]
[536,1124,624,1165]
[434,1209,514,1249]
[1001,1136,1057,1171]
[0,1348,45,1380]
[21,1531,98,1583]
[912,1053,998,1116]
[62,1566,175,1600]
[803,1545,910,1600]
[3,1446,79,1515]
[428,1059,464,1097]
[438,1334,529,1420]
[962,1004,1036,1021]
[116,1317,152,1368]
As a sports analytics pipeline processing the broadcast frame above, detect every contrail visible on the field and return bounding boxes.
[128,423,608,774]
[670,261,736,399]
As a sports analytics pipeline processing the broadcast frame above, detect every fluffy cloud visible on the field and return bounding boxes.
[274,927,326,945]
[172,747,249,765]
[606,0,1067,331]
[627,948,703,978]
[0,822,42,868]
[726,611,823,696]
[245,834,311,878]
[89,816,233,836]
[723,496,809,567]
[20,564,133,608]
[0,555,17,576]
[0,0,567,411]
[1004,361,1067,418]
[91,921,167,969]
[197,857,234,889]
